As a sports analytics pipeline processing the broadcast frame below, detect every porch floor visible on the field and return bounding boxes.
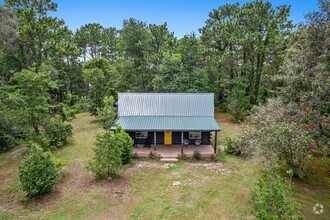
[133,144,215,158]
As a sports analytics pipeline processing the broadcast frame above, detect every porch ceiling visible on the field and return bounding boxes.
[116,116,220,131]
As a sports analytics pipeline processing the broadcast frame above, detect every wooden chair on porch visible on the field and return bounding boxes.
[195,139,201,147]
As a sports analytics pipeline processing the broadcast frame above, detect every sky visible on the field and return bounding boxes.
[1,0,320,38]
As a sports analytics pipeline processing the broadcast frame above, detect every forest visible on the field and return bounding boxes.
[0,0,329,219]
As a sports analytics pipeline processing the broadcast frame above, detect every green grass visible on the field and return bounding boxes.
[126,157,261,220]
[214,111,241,144]
[0,112,329,219]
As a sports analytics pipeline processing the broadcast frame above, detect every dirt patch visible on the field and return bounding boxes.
[105,177,132,202]
[192,163,232,175]
[129,161,232,175]
[11,146,28,155]
[128,161,175,170]
[0,178,11,183]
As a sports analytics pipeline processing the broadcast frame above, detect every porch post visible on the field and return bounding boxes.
[181,131,183,154]
[214,131,218,154]
[154,131,157,151]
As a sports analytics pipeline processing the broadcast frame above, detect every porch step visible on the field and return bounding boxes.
[160,157,178,162]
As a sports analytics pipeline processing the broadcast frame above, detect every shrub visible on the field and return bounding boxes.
[60,95,89,120]
[62,104,76,121]
[87,128,133,179]
[63,95,88,113]
[19,144,60,197]
[51,156,68,170]
[30,134,50,150]
[74,97,89,113]
[250,172,302,219]
[149,151,156,159]
[224,136,241,155]
[210,153,217,161]
[132,152,139,159]
[87,132,122,179]
[44,115,73,147]
[114,127,133,164]
[193,149,201,160]
[178,153,188,160]
[240,99,314,178]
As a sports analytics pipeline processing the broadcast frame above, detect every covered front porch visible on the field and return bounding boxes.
[133,144,215,158]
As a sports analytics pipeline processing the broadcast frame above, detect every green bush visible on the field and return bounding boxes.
[250,172,302,219]
[114,127,133,164]
[224,137,241,155]
[75,98,89,112]
[44,115,73,147]
[193,149,201,160]
[19,144,60,197]
[30,134,50,150]
[62,104,76,121]
[87,128,133,179]
[61,95,89,120]
[64,95,88,113]
[51,156,68,170]
[178,153,188,160]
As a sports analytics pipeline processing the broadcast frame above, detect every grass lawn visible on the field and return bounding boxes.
[0,112,329,219]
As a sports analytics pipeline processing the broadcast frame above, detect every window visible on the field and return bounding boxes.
[135,131,148,139]
[189,131,201,139]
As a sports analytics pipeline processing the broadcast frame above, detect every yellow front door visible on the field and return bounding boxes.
[164,131,172,145]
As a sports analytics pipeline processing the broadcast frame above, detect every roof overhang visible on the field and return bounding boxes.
[114,116,221,131]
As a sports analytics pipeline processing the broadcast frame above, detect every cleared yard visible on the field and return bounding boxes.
[0,112,329,219]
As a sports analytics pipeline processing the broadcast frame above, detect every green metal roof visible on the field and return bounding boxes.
[116,93,220,131]
[117,116,220,131]
[118,93,214,116]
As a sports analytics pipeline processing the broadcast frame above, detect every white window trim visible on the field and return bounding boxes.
[135,131,148,139]
[189,131,201,139]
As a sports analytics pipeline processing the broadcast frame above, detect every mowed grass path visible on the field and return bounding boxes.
[0,112,329,219]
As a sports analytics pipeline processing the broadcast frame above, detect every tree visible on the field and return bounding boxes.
[43,115,72,147]
[200,0,293,105]
[149,22,175,67]
[118,18,151,91]
[178,33,202,72]
[87,129,133,179]
[250,172,302,219]
[152,53,183,92]
[82,57,117,115]
[0,5,21,81]
[5,0,77,72]
[235,0,329,179]
[4,66,73,149]
[75,23,117,61]
[19,144,60,197]
[226,77,250,122]
[0,83,30,151]
[240,98,314,178]
[10,68,57,134]
[152,53,209,93]
[97,96,117,128]
[278,0,330,151]
[101,27,118,60]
